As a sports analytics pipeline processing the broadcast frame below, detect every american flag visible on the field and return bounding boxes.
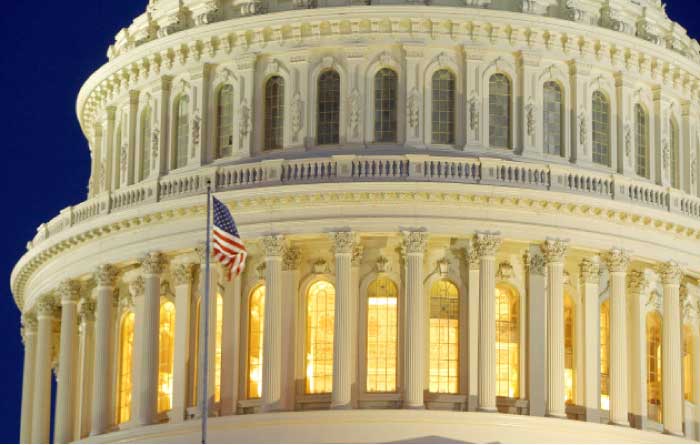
[212,197,247,278]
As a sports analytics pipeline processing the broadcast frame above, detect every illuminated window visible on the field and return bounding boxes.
[264,76,284,150]
[431,70,455,144]
[174,95,189,169]
[217,85,234,158]
[366,277,398,393]
[489,73,511,149]
[317,70,340,145]
[564,293,575,405]
[496,285,519,398]
[646,312,662,423]
[306,281,335,394]
[429,279,459,394]
[600,300,610,410]
[683,326,693,402]
[247,285,265,399]
[670,118,680,189]
[592,91,610,166]
[190,298,201,406]
[635,105,649,178]
[116,311,135,424]
[139,107,151,181]
[543,81,563,156]
[374,68,398,143]
[214,292,224,402]
[158,301,176,413]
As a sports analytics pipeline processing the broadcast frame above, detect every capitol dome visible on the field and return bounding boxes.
[12,0,700,443]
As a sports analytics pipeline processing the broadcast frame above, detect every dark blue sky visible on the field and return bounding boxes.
[0,1,698,443]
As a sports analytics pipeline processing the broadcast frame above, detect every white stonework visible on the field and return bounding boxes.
[11,0,700,443]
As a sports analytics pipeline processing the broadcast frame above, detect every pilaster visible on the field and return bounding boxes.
[627,270,648,429]
[91,264,117,436]
[281,246,301,411]
[76,296,96,440]
[332,232,355,409]
[579,259,600,423]
[526,247,546,417]
[261,235,284,411]
[55,280,81,444]
[658,261,683,436]
[467,247,480,411]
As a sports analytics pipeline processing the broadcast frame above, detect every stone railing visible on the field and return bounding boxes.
[27,154,700,249]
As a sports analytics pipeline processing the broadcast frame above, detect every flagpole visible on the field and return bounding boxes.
[200,180,212,444]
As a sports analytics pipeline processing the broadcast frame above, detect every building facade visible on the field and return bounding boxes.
[11,0,700,442]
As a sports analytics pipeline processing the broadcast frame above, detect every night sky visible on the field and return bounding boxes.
[0,1,699,443]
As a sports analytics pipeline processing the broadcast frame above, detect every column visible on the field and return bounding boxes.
[627,270,648,429]
[579,259,601,422]
[171,261,194,422]
[220,273,242,415]
[19,315,38,444]
[542,239,568,418]
[137,252,164,426]
[526,248,546,417]
[403,231,428,408]
[659,261,683,436]
[281,246,301,411]
[602,248,630,426]
[467,248,480,411]
[261,235,284,411]
[55,280,80,443]
[91,264,117,436]
[76,298,96,440]
[474,232,501,412]
[31,295,57,444]
[332,232,355,409]
[350,245,363,408]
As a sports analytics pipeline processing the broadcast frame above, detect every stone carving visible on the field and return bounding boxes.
[579,259,599,284]
[407,87,420,130]
[78,299,96,323]
[646,290,662,312]
[21,314,38,333]
[172,264,193,286]
[256,262,266,280]
[191,111,201,152]
[36,295,57,317]
[658,260,682,285]
[141,251,165,274]
[473,232,501,257]
[468,247,480,270]
[151,129,160,170]
[290,92,303,140]
[528,253,546,276]
[239,98,251,140]
[602,248,630,273]
[468,92,479,135]
[403,231,428,254]
[627,270,647,293]
[691,149,697,185]
[541,238,568,263]
[624,123,632,162]
[120,288,135,310]
[312,259,330,274]
[333,232,355,254]
[95,264,117,287]
[496,261,514,280]
[525,98,535,137]
[662,139,670,173]
[120,143,128,180]
[58,280,80,304]
[351,244,364,267]
[376,256,390,273]
[578,109,587,153]
[282,246,301,270]
[378,51,394,67]
[348,89,361,138]
[262,235,285,257]
[265,59,280,77]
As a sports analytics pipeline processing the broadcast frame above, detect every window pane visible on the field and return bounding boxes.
[429,279,459,394]
[374,69,397,143]
[158,301,176,413]
[646,312,662,423]
[543,82,563,156]
[600,300,609,410]
[636,105,649,178]
[318,70,340,145]
[432,70,455,144]
[140,107,151,181]
[684,326,694,402]
[264,76,284,150]
[592,91,610,166]
[117,312,135,424]
[489,73,511,148]
[564,294,575,405]
[175,96,189,169]
[248,285,265,399]
[217,85,234,158]
[214,293,224,402]
[496,285,519,398]
[306,281,335,394]
[367,277,398,393]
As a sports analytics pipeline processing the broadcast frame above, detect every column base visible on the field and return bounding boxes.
[583,407,601,424]
[478,407,498,413]
[402,403,426,410]
[331,403,352,410]
[546,412,567,419]
[628,413,647,430]
[609,420,630,428]
[466,395,479,412]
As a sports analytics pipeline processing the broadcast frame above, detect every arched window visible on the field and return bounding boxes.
[670,117,680,189]
[217,85,234,158]
[158,301,176,413]
[429,279,459,394]
[306,280,335,394]
[600,300,610,410]
[366,277,399,393]
[564,293,575,405]
[635,104,649,178]
[317,70,340,145]
[592,91,610,166]
[496,284,519,398]
[248,285,265,398]
[174,96,189,169]
[683,326,693,402]
[543,82,563,156]
[374,68,398,143]
[432,70,455,144]
[139,107,151,182]
[489,73,511,149]
[646,312,662,423]
[116,311,135,424]
[214,292,224,402]
[264,76,284,150]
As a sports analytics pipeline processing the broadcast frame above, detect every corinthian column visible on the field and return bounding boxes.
[171,261,194,423]
[627,270,648,429]
[332,232,355,409]
[541,239,568,418]
[579,259,600,422]
[55,281,80,444]
[467,248,480,411]
[474,232,501,412]
[137,252,165,426]
[31,295,57,444]
[261,235,284,411]
[19,314,38,444]
[91,264,117,436]
[603,248,630,426]
[658,261,683,436]
[76,297,96,440]
[403,231,428,408]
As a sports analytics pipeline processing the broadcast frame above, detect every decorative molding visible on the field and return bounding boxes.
[376,256,390,274]
[332,232,355,255]
[540,238,568,263]
[58,280,80,304]
[658,260,682,285]
[94,264,117,287]
[255,262,266,280]
[627,270,647,293]
[351,244,364,267]
[262,235,285,257]
[496,261,514,281]
[473,232,501,258]
[579,258,600,284]
[403,231,428,254]
[602,248,630,273]
[141,251,165,274]
[36,294,57,318]
[312,258,330,274]
[282,246,302,271]
[78,299,96,323]
[172,264,194,286]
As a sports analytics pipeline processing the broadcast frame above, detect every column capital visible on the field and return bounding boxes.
[128,276,145,298]
[35,295,58,318]
[627,270,648,293]
[351,244,364,267]
[658,260,682,285]
[541,238,569,263]
[58,280,80,305]
[94,264,117,287]
[282,246,302,271]
[21,314,38,333]
[473,232,501,258]
[141,251,166,274]
[579,259,600,283]
[172,263,194,286]
[403,231,428,254]
[332,232,356,255]
[524,251,546,276]
[78,299,96,323]
[602,248,630,273]
[262,235,285,257]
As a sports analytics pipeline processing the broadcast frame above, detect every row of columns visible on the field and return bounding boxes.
[18,235,691,443]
